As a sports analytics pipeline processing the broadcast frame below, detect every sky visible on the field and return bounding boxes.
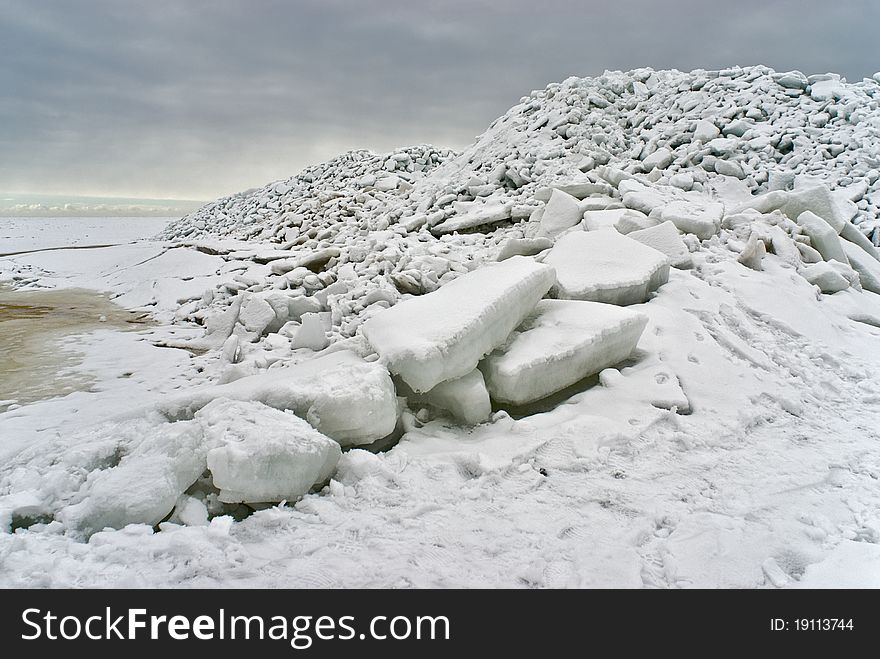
[1,0,878,202]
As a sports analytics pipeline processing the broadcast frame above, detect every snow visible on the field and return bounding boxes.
[202,399,341,504]
[481,300,648,406]
[362,256,556,392]
[545,230,669,304]
[4,65,880,588]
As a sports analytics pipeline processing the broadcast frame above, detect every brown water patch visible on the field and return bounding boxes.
[0,285,152,409]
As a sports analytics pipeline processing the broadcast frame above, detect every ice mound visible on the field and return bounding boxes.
[160,350,398,446]
[481,299,648,405]
[201,399,341,504]
[362,256,556,392]
[545,230,669,304]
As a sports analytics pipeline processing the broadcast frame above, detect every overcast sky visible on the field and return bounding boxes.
[1,0,877,201]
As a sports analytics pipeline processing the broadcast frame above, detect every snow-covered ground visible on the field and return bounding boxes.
[2,66,880,588]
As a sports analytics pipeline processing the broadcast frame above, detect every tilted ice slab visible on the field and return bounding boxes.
[544,230,670,305]
[202,399,341,504]
[537,188,583,239]
[842,241,880,294]
[481,300,648,406]
[362,256,556,392]
[796,211,848,263]
[159,350,398,446]
[627,221,693,268]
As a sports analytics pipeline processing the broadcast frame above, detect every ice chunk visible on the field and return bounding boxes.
[59,421,206,536]
[693,119,721,142]
[533,178,612,201]
[801,261,851,293]
[782,184,847,232]
[842,241,880,294]
[796,211,847,263]
[737,233,766,271]
[626,221,692,268]
[362,256,556,392]
[239,294,277,335]
[418,369,491,425]
[641,146,674,171]
[291,312,329,350]
[481,300,648,406]
[537,189,583,239]
[201,399,341,504]
[582,208,633,231]
[160,350,398,446]
[496,237,552,261]
[840,221,880,262]
[660,200,722,240]
[544,230,669,305]
[613,209,658,234]
[431,200,512,234]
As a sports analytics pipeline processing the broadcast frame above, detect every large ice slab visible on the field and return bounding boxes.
[201,399,341,504]
[481,300,648,405]
[544,230,669,305]
[362,256,556,392]
[160,350,398,446]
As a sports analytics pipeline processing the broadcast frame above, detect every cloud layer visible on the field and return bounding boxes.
[1,0,877,200]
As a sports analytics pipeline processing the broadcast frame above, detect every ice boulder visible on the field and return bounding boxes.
[200,399,341,504]
[481,300,648,406]
[537,189,583,239]
[544,230,669,305]
[418,369,492,425]
[796,211,847,263]
[59,421,207,536]
[160,350,398,447]
[362,256,556,392]
[626,221,692,268]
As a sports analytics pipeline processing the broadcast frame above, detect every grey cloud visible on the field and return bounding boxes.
[0,0,877,200]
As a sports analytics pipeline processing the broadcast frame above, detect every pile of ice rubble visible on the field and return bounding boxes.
[5,65,880,538]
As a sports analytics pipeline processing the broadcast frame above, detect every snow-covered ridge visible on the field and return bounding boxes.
[161,66,880,346]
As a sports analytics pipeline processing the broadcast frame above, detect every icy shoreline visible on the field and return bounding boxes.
[3,65,880,587]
